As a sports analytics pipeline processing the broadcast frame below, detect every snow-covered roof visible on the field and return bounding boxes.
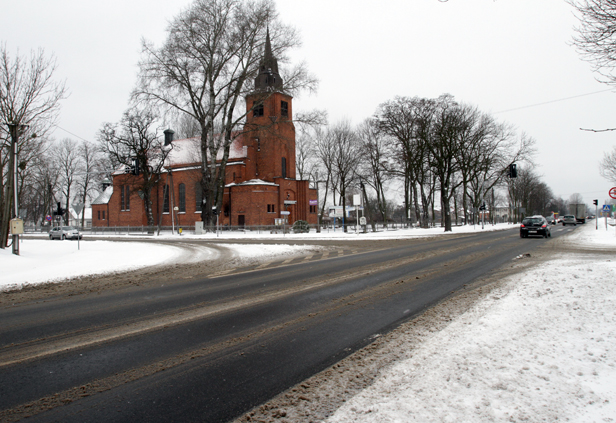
[92,186,113,205]
[165,136,248,168]
[69,207,92,219]
[226,178,279,188]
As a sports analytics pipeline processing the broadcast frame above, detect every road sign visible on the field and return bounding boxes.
[603,205,612,212]
[610,187,616,199]
[46,215,52,222]
[280,211,290,215]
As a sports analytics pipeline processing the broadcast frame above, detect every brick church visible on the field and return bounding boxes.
[92,32,318,229]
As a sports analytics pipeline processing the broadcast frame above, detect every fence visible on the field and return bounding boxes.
[24,220,430,236]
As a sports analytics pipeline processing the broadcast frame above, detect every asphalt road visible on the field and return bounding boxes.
[0,224,576,422]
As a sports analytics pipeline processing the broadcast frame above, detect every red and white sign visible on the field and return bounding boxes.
[610,187,616,200]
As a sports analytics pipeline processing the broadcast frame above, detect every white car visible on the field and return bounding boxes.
[49,226,83,240]
[562,215,577,226]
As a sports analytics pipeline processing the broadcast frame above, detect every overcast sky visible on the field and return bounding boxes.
[3,0,616,207]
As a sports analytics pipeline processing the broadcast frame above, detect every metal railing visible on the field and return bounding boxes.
[23,220,506,236]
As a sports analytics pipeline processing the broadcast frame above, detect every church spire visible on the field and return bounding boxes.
[254,27,283,91]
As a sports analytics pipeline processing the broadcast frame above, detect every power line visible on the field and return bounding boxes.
[53,125,92,143]
[494,88,614,114]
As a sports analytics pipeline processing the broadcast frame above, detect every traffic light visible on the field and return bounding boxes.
[593,199,598,205]
[53,202,64,216]
[509,163,517,178]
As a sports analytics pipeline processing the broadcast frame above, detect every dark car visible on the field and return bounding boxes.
[520,216,551,238]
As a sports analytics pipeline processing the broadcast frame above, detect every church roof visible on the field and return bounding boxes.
[164,136,248,168]
[92,186,113,205]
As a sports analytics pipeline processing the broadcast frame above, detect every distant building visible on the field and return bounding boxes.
[92,31,317,228]
[68,206,92,228]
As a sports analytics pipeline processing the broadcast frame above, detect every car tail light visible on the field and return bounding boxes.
[520,224,525,228]
[542,224,547,228]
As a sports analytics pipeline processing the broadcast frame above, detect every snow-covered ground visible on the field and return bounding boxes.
[2,220,615,422]
[324,221,616,423]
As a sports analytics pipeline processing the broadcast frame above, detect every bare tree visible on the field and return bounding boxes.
[599,145,616,183]
[569,192,585,204]
[455,108,533,225]
[568,1,616,132]
[375,96,438,228]
[98,107,172,227]
[0,44,66,247]
[75,141,103,228]
[569,0,616,84]
[14,126,51,225]
[507,166,554,221]
[53,138,81,225]
[329,120,361,232]
[293,111,327,184]
[133,0,315,228]
[428,95,470,231]
[375,97,422,225]
[174,112,201,140]
[356,119,393,225]
[310,126,337,220]
[295,131,314,182]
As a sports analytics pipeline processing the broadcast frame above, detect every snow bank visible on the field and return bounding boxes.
[0,240,186,290]
[0,239,314,291]
[326,222,616,422]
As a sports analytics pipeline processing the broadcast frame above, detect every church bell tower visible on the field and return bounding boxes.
[244,28,296,182]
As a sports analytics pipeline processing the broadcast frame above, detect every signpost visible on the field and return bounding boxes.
[608,188,616,235]
[603,203,615,233]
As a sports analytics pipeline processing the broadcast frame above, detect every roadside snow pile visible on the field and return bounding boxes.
[0,240,316,291]
[326,223,616,422]
[220,243,319,259]
[220,243,322,269]
[0,240,187,290]
[565,219,616,248]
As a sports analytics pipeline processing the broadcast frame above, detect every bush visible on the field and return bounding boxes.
[292,220,310,233]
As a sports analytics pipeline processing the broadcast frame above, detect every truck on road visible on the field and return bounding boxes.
[568,203,586,224]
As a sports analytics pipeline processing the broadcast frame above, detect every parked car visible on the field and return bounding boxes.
[520,215,551,238]
[562,215,577,226]
[49,226,82,240]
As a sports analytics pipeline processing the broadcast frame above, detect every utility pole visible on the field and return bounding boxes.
[6,123,26,255]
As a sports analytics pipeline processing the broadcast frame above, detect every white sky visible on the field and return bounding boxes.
[3,0,616,206]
